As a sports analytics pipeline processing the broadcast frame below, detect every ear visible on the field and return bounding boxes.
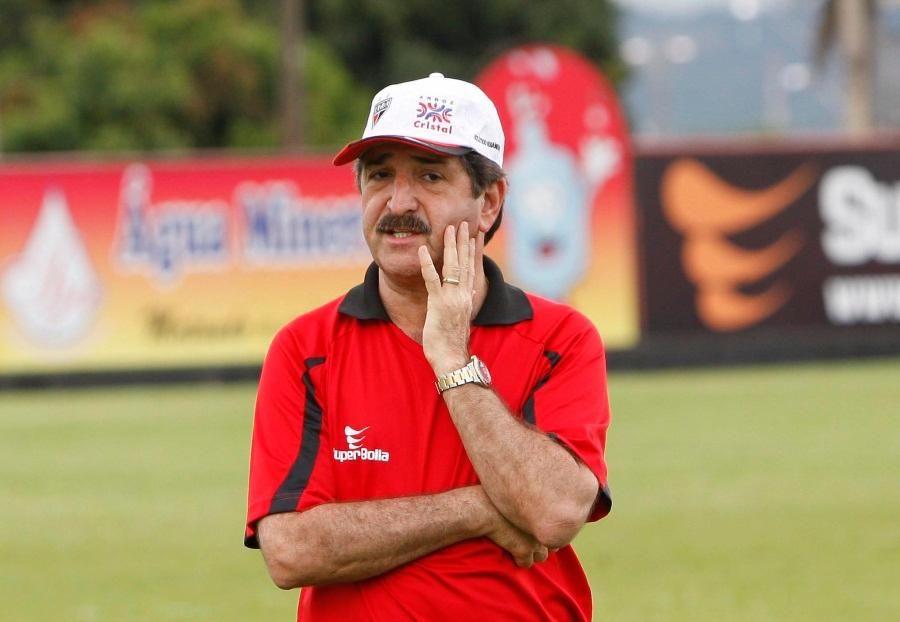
[478,178,507,234]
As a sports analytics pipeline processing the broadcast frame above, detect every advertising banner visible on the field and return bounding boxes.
[637,142,900,334]
[1,157,368,373]
[477,45,640,348]
[2,145,640,376]
[2,46,640,376]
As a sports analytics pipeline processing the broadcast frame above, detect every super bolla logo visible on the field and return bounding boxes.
[333,425,391,463]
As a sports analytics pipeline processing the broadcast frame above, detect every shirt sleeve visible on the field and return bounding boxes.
[525,313,612,522]
[244,326,334,548]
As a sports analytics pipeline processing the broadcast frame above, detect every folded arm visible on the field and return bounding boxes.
[256,485,548,589]
[419,226,601,548]
[442,387,599,549]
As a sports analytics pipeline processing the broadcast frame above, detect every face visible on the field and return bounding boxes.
[359,144,493,279]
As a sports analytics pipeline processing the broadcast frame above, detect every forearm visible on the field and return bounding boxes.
[442,386,598,548]
[417,226,598,548]
[257,485,492,588]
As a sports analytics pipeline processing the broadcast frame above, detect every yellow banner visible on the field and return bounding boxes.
[1,154,638,375]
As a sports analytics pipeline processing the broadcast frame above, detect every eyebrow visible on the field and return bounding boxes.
[411,153,445,165]
[363,151,447,167]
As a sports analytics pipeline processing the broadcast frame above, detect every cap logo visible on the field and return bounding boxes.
[372,97,392,127]
[474,134,500,152]
[333,75,504,168]
[414,96,454,134]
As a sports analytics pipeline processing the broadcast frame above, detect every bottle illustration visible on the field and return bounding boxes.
[1,189,103,347]
[505,87,590,301]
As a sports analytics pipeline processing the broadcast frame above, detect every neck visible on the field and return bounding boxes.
[378,271,429,342]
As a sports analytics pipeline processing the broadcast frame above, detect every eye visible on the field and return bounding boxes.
[422,171,443,182]
[367,169,391,182]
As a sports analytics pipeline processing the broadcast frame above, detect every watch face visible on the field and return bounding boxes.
[475,358,492,384]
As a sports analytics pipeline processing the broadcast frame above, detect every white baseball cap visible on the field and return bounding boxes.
[333,72,505,167]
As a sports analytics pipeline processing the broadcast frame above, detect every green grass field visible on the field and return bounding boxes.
[2,357,899,621]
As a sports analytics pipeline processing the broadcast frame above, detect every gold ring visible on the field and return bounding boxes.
[442,277,460,285]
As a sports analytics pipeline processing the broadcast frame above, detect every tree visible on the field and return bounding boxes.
[814,0,878,134]
[1,0,622,154]
[306,0,625,90]
[0,0,371,153]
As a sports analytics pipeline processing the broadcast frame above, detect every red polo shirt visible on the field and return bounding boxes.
[246,257,612,621]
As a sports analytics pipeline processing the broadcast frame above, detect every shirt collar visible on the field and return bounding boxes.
[338,256,533,326]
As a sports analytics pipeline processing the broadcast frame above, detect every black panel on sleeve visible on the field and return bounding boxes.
[522,351,561,426]
[269,356,327,514]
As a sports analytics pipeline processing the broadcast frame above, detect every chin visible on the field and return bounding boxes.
[375,255,424,280]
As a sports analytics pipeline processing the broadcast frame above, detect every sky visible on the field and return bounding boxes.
[615,0,900,134]
[613,0,900,15]
[613,0,789,16]
[616,0,900,15]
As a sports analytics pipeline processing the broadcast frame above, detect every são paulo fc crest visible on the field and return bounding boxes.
[372,97,392,127]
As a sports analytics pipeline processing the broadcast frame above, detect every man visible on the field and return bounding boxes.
[245,72,612,620]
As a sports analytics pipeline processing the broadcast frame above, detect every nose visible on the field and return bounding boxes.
[386,171,418,214]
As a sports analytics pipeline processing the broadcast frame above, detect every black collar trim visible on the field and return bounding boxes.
[338,257,533,326]
[338,262,390,321]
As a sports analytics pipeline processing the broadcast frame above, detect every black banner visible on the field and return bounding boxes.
[636,143,900,335]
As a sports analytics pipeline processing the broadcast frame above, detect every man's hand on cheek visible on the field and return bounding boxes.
[417,221,477,376]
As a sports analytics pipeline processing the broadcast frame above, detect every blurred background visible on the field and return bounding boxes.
[2,1,899,620]
[3,0,900,150]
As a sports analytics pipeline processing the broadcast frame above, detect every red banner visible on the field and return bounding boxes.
[1,157,366,372]
[2,146,640,374]
[477,45,639,345]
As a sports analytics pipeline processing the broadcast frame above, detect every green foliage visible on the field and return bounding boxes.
[304,39,374,148]
[1,1,267,151]
[0,0,370,153]
[308,0,626,89]
[0,0,621,154]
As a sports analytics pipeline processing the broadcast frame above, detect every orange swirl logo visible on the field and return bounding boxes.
[661,158,816,331]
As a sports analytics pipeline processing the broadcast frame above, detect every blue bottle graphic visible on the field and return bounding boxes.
[505,97,590,301]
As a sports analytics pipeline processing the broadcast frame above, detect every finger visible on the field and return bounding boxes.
[442,225,459,282]
[534,547,549,563]
[418,245,441,293]
[515,555,533,568]
[457,221,470,286]
[475,229,485,264]
[458,220,469,249]
[466,235,476,292]
[471,230,485,291]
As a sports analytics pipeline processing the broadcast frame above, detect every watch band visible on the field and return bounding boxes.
[435,356,490,394]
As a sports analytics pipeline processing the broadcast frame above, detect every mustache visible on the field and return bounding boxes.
[375,214,432,234]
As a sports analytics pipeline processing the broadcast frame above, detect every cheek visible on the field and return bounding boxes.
[361,196,382,230]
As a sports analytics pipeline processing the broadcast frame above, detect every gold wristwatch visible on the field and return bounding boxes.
[435,355,492,394]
